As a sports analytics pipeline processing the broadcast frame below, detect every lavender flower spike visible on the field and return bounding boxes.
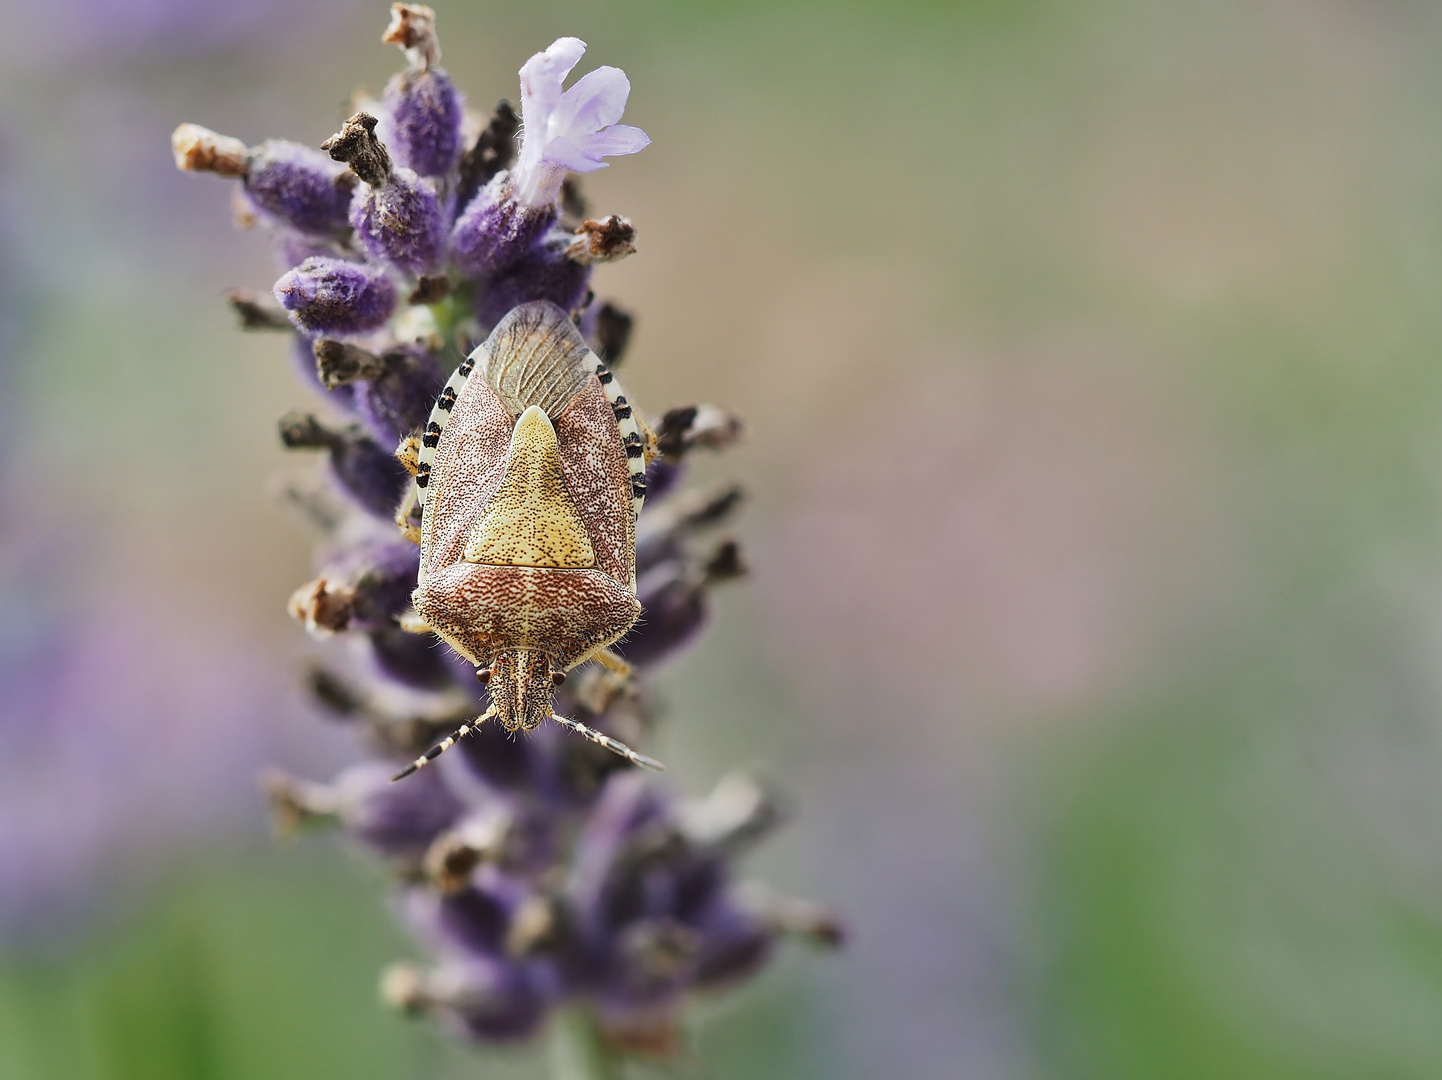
[512,38,651,209]
[174,8,840,1068]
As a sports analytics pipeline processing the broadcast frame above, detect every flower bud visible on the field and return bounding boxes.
[385,67,464,178]
[245,140,357,235]
[368,627,468,691]
[223,287,289,331]
[337,762,465,859]
[273,257,397,335]
[621,542,743,668]
[382,957,551,1042]
[171,123,247,177]
[566,215,636,265]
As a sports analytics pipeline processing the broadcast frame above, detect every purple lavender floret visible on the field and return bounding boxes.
[385,67,465,178]
[450,174,558,279]
[351,346,446,444]
[623,563,709,667]
[352,174,447,277]
[175,6,839,1068]
[641,460,684,504]
[274,257,397,335]
[361,627,463,692]
[277,411,408,518]
[475,231,591,330]
[341,762,466,859]
[245,140,356,236]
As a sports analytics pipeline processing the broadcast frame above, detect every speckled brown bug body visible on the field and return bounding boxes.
[392,301,661,779]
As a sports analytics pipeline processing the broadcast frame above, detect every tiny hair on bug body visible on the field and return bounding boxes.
[393,300,662,780]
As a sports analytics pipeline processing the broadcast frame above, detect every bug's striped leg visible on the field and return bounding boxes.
[392,705,497,781]
[549,711,665,772]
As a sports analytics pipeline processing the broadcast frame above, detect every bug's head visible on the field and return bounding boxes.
[481,649,564,733]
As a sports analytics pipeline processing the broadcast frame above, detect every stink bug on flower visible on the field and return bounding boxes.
[392,301,662,779]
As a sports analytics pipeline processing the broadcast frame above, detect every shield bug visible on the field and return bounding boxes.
[392,301,661,780]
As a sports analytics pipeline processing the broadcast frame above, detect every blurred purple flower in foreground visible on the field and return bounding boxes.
[173,3,837,1068]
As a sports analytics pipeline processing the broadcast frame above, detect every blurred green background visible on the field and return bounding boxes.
[5,0,1442,1077]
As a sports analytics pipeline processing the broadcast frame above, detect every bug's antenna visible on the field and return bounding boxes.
[549,712,666,772]
[392,705,497,781]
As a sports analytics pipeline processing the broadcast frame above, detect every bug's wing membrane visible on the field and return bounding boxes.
[420,365,514,578]
[482,302,594,419]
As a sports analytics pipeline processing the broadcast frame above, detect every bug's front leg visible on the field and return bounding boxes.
[589,648,632,677]
[392,433,424,544]
[397,608,432,634]
[637,413,659,466]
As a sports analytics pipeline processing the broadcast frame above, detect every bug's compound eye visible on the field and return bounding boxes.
[551,670,567,686]
[476,667,491,685]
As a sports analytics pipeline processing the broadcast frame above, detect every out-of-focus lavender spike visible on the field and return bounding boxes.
[474,231,590,329]
[580,300,633,367]
[382,958,553,1042]
[274,256,397,335]
[367,627,468,691]
[450,172,557,279]
[278,411,409,518]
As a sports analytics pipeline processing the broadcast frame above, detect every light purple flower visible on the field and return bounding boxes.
[513,37,650,208]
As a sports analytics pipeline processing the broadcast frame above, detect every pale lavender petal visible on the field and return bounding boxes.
[542,135,608,174]
[574,125,651,159]
[519,37,587,117]
[552,67,631,138]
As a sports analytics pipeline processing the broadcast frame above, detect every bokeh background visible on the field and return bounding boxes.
[4,0,1442,1077]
